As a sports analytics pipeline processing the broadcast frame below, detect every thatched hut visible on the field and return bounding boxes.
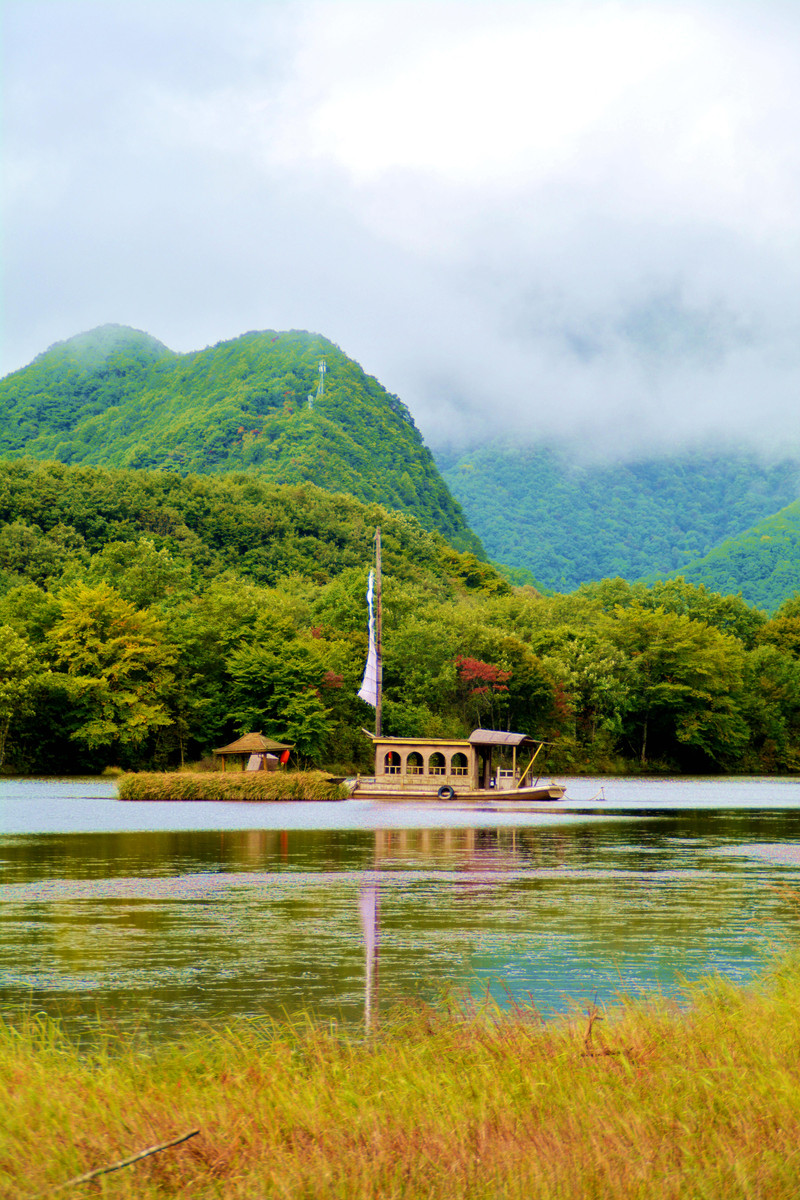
[213,732,293,772]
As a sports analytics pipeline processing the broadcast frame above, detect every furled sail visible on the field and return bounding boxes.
[357,568,379,707]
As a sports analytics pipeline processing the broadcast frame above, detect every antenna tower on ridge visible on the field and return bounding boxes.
[317,359,326,398]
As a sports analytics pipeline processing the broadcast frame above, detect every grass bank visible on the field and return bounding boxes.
[116,770,348,802]
[5,959,800,1198]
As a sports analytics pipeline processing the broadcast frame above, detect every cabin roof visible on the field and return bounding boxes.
[364,729,471,748]
[214,732,293,755]
[364,728,538,749]
[469,729,536,748]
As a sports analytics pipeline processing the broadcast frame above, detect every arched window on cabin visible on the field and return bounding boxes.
[451,752,468,777]
[407,751,424,776]
[428,752,446,777]
[383,751,401,776]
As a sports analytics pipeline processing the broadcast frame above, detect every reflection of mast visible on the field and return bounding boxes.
[358,879,380,1032]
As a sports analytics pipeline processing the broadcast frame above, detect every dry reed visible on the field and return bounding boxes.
[4,957,800,1198]
[116,771,348,802]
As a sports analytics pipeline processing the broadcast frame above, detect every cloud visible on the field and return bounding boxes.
[4,0,800,458]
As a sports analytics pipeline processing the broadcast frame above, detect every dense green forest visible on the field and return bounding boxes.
[438,442,800,594]
[0,324,481,555]
[3,460,800,777]
[659,502,800,613]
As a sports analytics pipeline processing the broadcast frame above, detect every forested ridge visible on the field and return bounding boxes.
[439,441,800,596]
[0,324,481,555]
[2,460,800,778]
[659,501,800,612]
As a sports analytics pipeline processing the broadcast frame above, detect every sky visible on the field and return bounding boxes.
[3,0,800,457]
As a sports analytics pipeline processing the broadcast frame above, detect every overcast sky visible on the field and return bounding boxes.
[3,0,800,456]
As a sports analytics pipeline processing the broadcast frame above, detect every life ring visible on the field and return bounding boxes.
[437,785,456,801]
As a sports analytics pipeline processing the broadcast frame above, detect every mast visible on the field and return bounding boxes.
[375,526,382,737]
[357,526,383,734]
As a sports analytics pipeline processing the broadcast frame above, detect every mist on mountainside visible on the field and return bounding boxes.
[408,275,800,464]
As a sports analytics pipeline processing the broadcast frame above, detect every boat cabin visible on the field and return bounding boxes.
[365,729,541,792]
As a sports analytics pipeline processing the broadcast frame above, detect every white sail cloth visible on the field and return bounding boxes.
[357,569,379,707]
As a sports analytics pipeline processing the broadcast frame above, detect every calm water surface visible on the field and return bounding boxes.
[2,775,800,1039]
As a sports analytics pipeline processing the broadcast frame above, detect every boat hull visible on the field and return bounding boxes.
[350,780,567,805]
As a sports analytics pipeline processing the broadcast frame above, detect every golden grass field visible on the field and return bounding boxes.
[4,955,800,1198]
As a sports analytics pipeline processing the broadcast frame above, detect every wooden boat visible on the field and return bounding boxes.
[349,727,566,805]
[353,527,566,807]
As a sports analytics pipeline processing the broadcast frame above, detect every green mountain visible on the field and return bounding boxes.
[0,324,482,555]
[438,442,800,591]
[661,502,800,612]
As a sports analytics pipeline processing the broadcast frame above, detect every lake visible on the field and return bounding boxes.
[2,775,800,1040]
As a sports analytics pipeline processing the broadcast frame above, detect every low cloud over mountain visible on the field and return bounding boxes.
[5,0,800,458]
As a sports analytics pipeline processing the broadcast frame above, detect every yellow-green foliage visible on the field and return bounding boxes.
[4,961,800,1197]
[117,770,348,802]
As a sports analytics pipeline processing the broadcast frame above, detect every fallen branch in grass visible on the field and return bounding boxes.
[38,1129,200,1194]
[583,1003,604,1055]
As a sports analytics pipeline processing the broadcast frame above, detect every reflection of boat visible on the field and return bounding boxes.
[353,527,566,808]
[350,728,566,805]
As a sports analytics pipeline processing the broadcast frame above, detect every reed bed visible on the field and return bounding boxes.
[5,958,800,1198]
[116,771,348,802]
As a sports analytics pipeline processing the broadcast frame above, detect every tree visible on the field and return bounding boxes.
[455,655,511,729]
[225,641,332,761]
[48,582,175,755]
[739,645,800,771]
[541,629,629,744]
[88,537,192,607]
[603,603,748,768]
[0,626,40,767]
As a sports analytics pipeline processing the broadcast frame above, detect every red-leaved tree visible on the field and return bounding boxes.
[455,656,511,728]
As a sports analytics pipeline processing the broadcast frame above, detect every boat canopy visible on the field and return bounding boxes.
[468,730,537,748]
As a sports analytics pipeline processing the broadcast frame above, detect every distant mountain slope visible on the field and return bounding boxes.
[438,442,800,590]
[0,325,482,556]
[661,502,800,612]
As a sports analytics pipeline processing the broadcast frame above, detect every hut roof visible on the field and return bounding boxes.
[214,732,293,755]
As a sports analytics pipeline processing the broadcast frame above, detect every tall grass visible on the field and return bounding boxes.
[5,958,800,1197]
[117,771,348,802]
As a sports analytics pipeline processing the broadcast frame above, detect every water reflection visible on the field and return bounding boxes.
[359,880,379,1031]
[2,808,800,1039]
